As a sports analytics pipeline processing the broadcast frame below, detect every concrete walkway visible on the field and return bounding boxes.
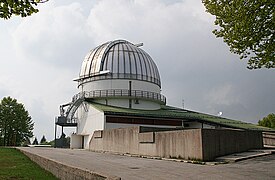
[18,147,275,180]
[216,148,275,162]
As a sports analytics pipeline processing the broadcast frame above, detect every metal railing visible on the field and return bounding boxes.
[72,89,166,104]
[56,89,166,126]
[55,116,77,125]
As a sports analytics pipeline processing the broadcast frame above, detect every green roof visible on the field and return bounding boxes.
[89,102,274,132]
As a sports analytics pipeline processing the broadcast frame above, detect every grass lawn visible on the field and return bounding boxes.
[0,147,58,180]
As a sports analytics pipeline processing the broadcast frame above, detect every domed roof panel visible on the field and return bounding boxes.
[78,40,161,87]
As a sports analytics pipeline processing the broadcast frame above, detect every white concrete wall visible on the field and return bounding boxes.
[81,79,160,93]
[76,103,105,149]
[93,99,128,108]
[132,99,161,109]
[93,99,161,110]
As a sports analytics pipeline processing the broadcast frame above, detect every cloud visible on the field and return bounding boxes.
[206,84,240,106]
[86,0,213,44]
[12,1,92,69]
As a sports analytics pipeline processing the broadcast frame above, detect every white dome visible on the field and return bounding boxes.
[78,40,161,87]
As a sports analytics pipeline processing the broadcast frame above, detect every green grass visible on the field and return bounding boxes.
[0,147,58,180]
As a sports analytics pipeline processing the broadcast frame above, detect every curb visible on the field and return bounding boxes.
[17,148,121,180]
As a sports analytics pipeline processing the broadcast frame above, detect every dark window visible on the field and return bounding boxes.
[106,116,182,126]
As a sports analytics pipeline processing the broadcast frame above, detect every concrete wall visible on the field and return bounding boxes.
[18,148,120,180]
[89,126,263,161]
[263,132,275,146]
[201,129,263,161]
[70,134,82,149]
[90,126,141,155]
[90,127,203,160]
[154,129,203,159]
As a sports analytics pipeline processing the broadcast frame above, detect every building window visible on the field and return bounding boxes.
[183,123,189,127]
[106,116,182,126]
[134,99,139,104]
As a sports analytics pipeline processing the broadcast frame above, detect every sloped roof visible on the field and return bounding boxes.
[89,102,274,132]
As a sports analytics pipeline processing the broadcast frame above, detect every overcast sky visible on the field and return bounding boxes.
[0,0,274,141]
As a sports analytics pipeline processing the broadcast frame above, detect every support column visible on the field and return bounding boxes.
[129,81,132,108]
[54,122,57,148]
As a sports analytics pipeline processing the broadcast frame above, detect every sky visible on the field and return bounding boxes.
[0,0,274,141]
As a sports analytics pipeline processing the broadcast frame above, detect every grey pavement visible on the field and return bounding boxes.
[18,147,275,180]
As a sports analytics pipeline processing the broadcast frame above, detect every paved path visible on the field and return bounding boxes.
[19,147,275,180]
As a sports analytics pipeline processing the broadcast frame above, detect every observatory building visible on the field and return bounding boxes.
[56,39,270,152]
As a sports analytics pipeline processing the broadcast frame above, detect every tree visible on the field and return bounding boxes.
[32,137,38,145]
[258,113,275,129]
[202,0,274,69]
[0,0,48,19]
[22,137,31,146]
[40,135,46,144]
[0,96,34,146]
[55,133,70,148]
